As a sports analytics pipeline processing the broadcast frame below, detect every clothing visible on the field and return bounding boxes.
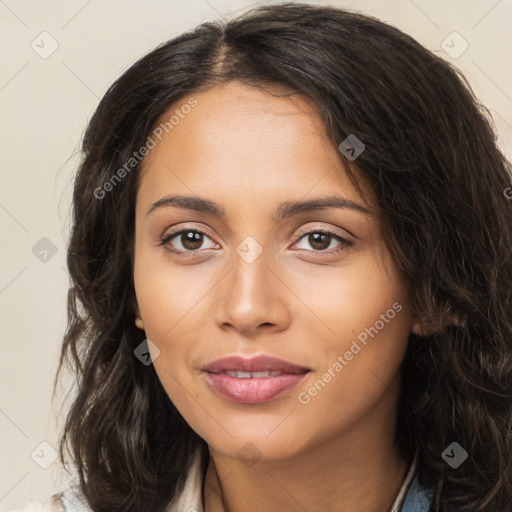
[9,448,434,512]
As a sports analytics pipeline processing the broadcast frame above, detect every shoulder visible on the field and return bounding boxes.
[7,493,65,512]
[10,446,204,512]
[8,484,91,512]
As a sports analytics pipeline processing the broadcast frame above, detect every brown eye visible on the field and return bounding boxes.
[161,229,216,253]
[307,233,331,250]
[180,231,204,250]
[292,229,354,254]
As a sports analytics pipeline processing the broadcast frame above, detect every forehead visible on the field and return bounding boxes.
[144,82,331,160]
[136,81,371,211]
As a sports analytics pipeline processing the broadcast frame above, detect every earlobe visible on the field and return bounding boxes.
[134,302,144,330]
[411,313,465,337]
[411,323,424,336]
[451,313,466,327]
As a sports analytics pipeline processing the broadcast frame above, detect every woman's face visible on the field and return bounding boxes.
[133,81,414,461]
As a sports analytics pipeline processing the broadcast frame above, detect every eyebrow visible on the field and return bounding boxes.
[146,194,371,221]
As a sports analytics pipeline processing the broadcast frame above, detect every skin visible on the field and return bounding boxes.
[133,81,422,512]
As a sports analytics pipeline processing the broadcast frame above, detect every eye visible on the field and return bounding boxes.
[159,227,354,256]
[291,229,353,254]
[160,228,217,253]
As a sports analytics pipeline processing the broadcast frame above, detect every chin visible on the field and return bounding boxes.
[203,422,313,463]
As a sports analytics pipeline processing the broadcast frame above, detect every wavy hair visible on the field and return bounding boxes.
[54,3,512,511]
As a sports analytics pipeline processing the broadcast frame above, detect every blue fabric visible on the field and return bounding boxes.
[400,471,435,512]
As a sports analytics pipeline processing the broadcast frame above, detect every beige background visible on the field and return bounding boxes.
[1,0,510,510]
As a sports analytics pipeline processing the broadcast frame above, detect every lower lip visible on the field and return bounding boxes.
[204,372,309,404]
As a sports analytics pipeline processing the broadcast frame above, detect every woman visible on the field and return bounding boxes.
[11,3,512,511]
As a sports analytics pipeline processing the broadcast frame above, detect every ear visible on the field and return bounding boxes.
[411,322,424,336]
[411,313,465,337]
[132,294,141,319]
[451,313,466,327]
[133,301,145,330]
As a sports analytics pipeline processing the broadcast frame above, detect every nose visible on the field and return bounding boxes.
[213,243,291,338]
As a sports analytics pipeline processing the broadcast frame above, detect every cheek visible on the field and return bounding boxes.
[133,249,213,407]
[133,247,214,341]
[294,255,411,413]
[290,251,408,340]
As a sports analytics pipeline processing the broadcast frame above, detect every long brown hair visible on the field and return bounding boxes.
[55,3,512,511]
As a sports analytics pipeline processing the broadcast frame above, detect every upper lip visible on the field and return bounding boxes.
[203,355,310,374]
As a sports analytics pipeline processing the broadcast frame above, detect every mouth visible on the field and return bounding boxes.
[203,355,310,374]
[215,370,288,378]
[202,355,310,404]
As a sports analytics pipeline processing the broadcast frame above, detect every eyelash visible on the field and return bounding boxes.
[159,227,354,257]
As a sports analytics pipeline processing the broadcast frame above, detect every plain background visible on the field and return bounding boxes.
[1,0,511,510]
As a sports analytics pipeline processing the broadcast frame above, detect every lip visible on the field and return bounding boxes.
[203,355,310,374]
[202,355,310,404]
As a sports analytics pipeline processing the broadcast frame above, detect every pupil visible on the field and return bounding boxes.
[183,231,203,250]
[309,233,330,250]
[178,232,332,251]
